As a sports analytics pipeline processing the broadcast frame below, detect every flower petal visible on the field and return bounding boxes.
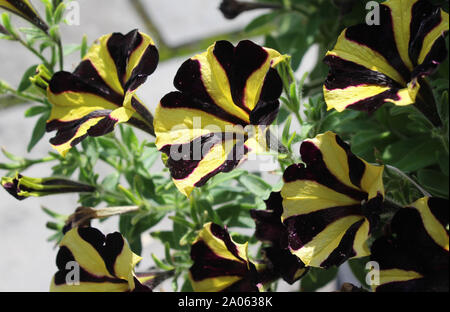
[323,0,448,112]
[189,222,260,292]
[371,197,449,292]
[281,132,384,268]
[46,30,157,156]
[154,40,282,196]
[50,227,145,292]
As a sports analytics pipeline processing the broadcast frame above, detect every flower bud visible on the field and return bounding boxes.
[1,172,96,200]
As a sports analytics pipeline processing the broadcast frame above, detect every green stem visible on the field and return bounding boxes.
[12,33,51,69]
[56,38,64,71]
[1,83,46,104]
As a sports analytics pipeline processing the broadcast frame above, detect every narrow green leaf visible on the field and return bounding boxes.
[301,267,338,292]
[151,253,175,271]
[238,173,272,199]
[18,65,38,92]
[27,112,49,152]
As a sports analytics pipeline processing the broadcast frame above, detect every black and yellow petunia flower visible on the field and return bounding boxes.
[251,192,308,284]
[1,172,95,200]
[281,131,385,268]
[189,222,262,292]
[371,197,449,292]
[0,0,48,32]
[323,0,449,113]
[50,227,151,292]
[46,29,158,156]
[154,40,284,197]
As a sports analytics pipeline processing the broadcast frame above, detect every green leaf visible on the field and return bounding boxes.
[238,173,272,199]
[81,34,89,58]
[417,169,449,197]
[382,137,441,172]
[197,199,223,226]
[244,11,281,33]
[151,253,175,271]
[301,266,338,292]
[101,172,120,191]
[281,115,292,145]
[436,150,449,176]
[1,13,16,36]
[206,169,245,189]
[27,112,50,152]
[53,2,66,24]
[18,65,38,92]
[63,43,81,56]
[348,257,371,289]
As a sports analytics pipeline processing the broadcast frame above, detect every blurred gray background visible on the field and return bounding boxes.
[0,0,358,291]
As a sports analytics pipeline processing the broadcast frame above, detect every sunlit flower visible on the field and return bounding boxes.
[281,131,384,268]
[371,197,449,292]
[154,40,284,196]
[1,172,95,200]
[46,29,158,156]
[50,227,151,292]
[250,192,308,284]
[189,222,262,292]
[0,0,48,32]
[323,0,449,113]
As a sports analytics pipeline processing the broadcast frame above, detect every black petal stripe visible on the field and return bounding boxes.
[210,223,245,262]
[249,68,282,125]
[411,36,448,78]
[391,207,448,268]
[46,110,112,146]
[250,192,287,247]
[103,233,125,277]
[160,91,248,127]
[160,133,223,180]
[284,204,363,250]
[250,100,279,126]
[19,185,92,194]
[50,62,123,106]
[54,246,128,286]
[76,228,129,278]
[126,44,159,91]
[283,142,367,201]
[127,116,155,136]
[371,237,424,274]
[346,88,401,112]
[409,0,442,66]
[77,227,106,256]
[213,40,268,112]
[194,141,249,187]
[427,197,449,231]
[335,135,366,188]
[107,30,143,87]
[86,115,118,137]
[375,279,427,292]
[345,4,411,82]
[323,55,403,90]
[2,0,48,31]
[190,240,249,281]
[263,247,307,284]
[130,97,154,126]
[320,219,364,268]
